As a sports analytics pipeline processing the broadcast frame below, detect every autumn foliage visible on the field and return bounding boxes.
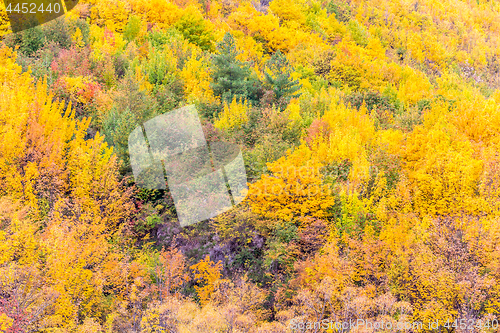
[2,0,500,331]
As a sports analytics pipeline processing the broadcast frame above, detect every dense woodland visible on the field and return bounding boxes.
[1,0,500,331]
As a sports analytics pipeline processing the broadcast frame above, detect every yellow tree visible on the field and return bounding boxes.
[248,144,336,221]
[90,0,130,32]
[214,98,249,132]
[190,255,223,306]
[180,47,217,104]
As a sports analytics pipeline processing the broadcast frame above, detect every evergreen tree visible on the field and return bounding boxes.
[210,32,262,106]
[264,50,301,110]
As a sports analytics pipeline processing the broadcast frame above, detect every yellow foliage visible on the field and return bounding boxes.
[0,313,13,333]
[180,48,216,104]
[396,66,433,106]
[59,76,100,104]
[190,255,223,306]
[235,33,266,65]
[311,97,376,186]
[128,0,182,29]
[326,39,389,92]
[285,98,302,125]
[90,0,130,32]
[89,24,126,61]
[214,98,249,131]
[0,45,134,327]
[134,64,154,93]
[228,2,327,53]
[269,0,306,26]
[0,1,10,37]
[3,0,500,327]
[402,102,484,216]
[365,37,386,60]
[0,200,39,267]
[248,144,336,221]
[72,27,85,48]
[322,15,348,42]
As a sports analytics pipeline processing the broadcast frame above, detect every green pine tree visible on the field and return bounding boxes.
[264,50,302,110]
[210,32,262,106]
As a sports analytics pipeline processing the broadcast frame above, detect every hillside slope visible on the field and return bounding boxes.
[1,0,500,331]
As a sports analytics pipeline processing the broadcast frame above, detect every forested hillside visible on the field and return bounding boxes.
[1,0,500,331]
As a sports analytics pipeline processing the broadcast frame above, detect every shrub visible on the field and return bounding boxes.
[15,42,59,84]
[174,7,215,52]
[143,47,177,86]
[20,26,44,56]
[113,53,129,79]
[347,20,369,47]
[51,75,103,119]
[123,15,143,42]
[69,18,90,46]
[326,0,351,22]
[50,46,93,79]
[153,80,184,113]
[214,98,249,132]
[42,17,72,49]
